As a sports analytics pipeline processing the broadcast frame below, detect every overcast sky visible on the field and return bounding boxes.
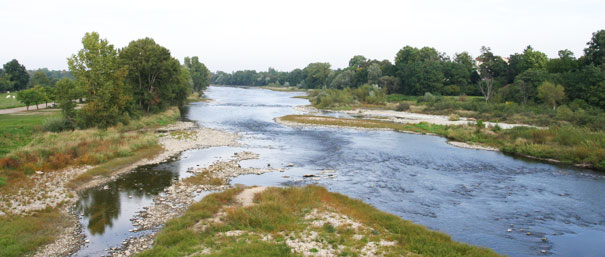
[1,0,603,72]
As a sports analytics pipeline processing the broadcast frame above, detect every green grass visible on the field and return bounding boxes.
[280,115,605,170]
[0,93,25,109]
[0,208,71,257]
[0,112,60,158]
[138,186,501,257]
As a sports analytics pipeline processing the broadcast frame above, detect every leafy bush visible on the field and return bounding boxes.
[42,117,75,132]
[396,102,410,111]
[448,114,460,121]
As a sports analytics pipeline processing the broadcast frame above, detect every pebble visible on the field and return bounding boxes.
[85,239,90,243]
[541,237,547,242]
[507,228,513,232]
[287,163,294,167]
[35,171,44,175]
[526,232,532,236]
[541,250,547,254]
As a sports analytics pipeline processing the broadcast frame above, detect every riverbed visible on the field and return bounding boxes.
[73,86,605,257]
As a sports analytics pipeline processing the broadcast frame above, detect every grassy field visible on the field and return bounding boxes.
[280,115,605,170]
[0,93,25,110]
[0,112,60,158]
[138,186,501,257]
[0,107,181,189]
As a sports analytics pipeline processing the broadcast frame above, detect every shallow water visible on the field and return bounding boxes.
[73,86,605,257]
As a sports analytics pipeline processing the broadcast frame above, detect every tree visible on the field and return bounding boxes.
[120,37,187,112]
[330,70,354,89]
[16,88,45,110]
[583,30,605,67]
[31,71,51,87]
[513,69,549,104]
[547,50,579,73]
[184,56,211,92]
[55,78,79,120]
[378,76,400,94]
[348,55,367,69]
[0,70,15,92]
[2,59,29,91]
[538,81,565,110]
[478,46,508,102]
[394,46,445,95]
[367,63,382,84]
[68,32,132,128]
[303,63,331,89]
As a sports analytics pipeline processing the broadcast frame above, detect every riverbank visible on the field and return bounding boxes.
[136,185,502,257]
[277,114,604,170]
[0,107,240,257]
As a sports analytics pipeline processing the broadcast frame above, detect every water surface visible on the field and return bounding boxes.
[74,86,605,257]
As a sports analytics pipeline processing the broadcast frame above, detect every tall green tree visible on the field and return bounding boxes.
[68,32,132,128]
[16,87,45,110]
[583,30,605,67]
[120,37,188,112]
[394,46,444,95]
[2,59,29,91]
[303,63,331,89]
[547,50,579,73]
[55,78,79,121]
[184,56,211,92]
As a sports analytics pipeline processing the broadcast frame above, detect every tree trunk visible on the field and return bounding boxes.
[36,104,39,110]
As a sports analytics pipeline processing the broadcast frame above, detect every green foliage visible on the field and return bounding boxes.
[310,84,386,108]
[42,116,75,132]
[537,81,565,110]
[396,102,410,111]
[120,37,190,113]
[303,62,331,89]
[2,60,29,91]
[68,32,132,128]
[16,87,45,110]
[184,56,211,92]
[583,29,605,67]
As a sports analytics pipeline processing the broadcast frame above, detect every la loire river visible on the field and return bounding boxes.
[74,86,605,257]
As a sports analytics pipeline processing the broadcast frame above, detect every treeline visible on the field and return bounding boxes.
[214,29,605,110]
[47,32,210,129]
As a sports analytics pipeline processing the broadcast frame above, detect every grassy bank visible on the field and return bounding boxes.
[0,208,72,257]
[138,186,501,257]
[279,115,605,170]
[0,107,180,189]
[0,93,25,110]
[0,107,183,256]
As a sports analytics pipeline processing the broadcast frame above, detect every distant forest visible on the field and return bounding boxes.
[213,29,605,110]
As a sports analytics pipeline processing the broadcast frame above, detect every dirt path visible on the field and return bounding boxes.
[0,103,57,114]
[235,186,267,207]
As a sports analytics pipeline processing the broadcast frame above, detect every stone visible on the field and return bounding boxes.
[35,171,44,175]
[287,163,294,167]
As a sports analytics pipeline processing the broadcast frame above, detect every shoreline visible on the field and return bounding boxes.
[29,121,241,257]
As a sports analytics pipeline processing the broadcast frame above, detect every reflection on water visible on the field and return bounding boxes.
[74,164,180,256]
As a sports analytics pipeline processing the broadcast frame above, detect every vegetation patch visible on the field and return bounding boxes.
[138,186,501,257]
[0,208,71,257]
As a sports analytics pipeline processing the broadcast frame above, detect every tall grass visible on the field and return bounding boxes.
[0,107,181,188]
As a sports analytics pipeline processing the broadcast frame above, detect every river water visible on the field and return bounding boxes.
[74,86,605,257]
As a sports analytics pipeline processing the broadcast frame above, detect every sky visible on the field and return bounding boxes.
[1,0,603,72]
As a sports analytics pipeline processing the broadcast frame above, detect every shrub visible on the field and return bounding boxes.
[448,114,460,121]
[43,117,75,132]
[396,102,410,111]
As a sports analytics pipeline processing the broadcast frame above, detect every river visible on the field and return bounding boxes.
[73,86,605,257]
